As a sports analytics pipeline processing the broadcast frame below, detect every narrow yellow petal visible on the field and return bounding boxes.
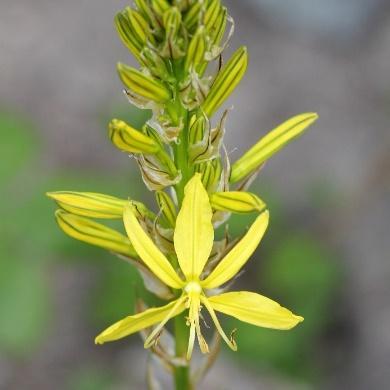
[208,291,304,330]
[123,203,183,289]
[144,296,187,348]
[95,298,186,344]
[174,174,214,280]
[201,211,269,289]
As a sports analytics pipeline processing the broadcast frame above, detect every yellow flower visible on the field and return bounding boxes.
[95,174,303,359]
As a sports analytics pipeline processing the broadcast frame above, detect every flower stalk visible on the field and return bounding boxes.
[47,1,318,388]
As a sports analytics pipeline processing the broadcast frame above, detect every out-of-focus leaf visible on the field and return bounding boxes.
[0,111,38,184]
[0,242,50,356]
[67,367,115,390]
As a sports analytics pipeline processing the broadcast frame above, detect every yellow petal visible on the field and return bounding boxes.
[174,174,214,280]
[124,203,183,289]
[55,210,137,257]
[208,291,304,330]
[201,211,269,289]
[95,298,186,344]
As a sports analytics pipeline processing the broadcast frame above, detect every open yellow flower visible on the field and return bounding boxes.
[95,174,303,359]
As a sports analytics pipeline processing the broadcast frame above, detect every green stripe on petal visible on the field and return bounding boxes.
[208,291,304,330]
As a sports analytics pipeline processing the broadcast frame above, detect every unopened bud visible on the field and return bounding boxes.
[230,113,319,183]
[210,191,266,214]
[55,210,137,257]
[155,191,177,227]
[201,46,248,116]
[109,119,160,154]
[117,63,172,103]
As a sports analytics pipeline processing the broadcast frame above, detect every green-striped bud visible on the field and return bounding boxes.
[151,0,170,17]
[163,7,181,40]
[189,110,226,164]
[137,154,181,191]
[155,191,177,227]
[209,6,228,48]
[201,46,248,117]
[47,192,154,220]
[117,63,172,103]
[140,47,173,82]
[185,26,207,73]
[109,119,160,154]
[188,113,208,145]
[210,191,266,214]
[196,159,222,193]
[55,210,137,257]
[173,0,196,12]
[204,0,222,32]
[183,1,203,31]
[161,7,185,59]
[134,0,162,35]
[230,113,319,183]
[115,8,154,61]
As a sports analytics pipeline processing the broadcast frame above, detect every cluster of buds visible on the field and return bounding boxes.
[48,0,317,387]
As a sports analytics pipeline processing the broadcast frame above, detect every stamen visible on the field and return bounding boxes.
[200,295,237,351]
[144,296,186,349]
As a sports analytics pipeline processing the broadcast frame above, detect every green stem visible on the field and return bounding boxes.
[171,59,193,390]
[174,313,192,390]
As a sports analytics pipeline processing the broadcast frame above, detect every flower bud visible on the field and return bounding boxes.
[55,210,137,257]
[134,0,161,35]
[161,7,185,59]
[163,7,181,40]
[188,113,208,145]
[201,46,248,117]
[204,0,222,32]
[117,63,172,103]
[140,47,173,82]
[196,159,222,193]
[47,192,154,220]
[137,155,181,191]
[189,110,226,164]
[210,191,266,214]
[183,1,203,32]
[230,113,319,183]
[109,119,160,154]
[209,6,228,48]
[155,191,177,227]
[185,26,207,73]
[151,0,171,16]
[115,8,154,61]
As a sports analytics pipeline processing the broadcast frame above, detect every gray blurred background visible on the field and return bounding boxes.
[0,0,389,389]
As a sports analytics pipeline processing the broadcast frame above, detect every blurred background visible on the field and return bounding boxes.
[0,0,389,389]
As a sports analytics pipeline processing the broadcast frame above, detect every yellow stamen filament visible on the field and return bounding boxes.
[144,296,186,349]
[200,295,237,351]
